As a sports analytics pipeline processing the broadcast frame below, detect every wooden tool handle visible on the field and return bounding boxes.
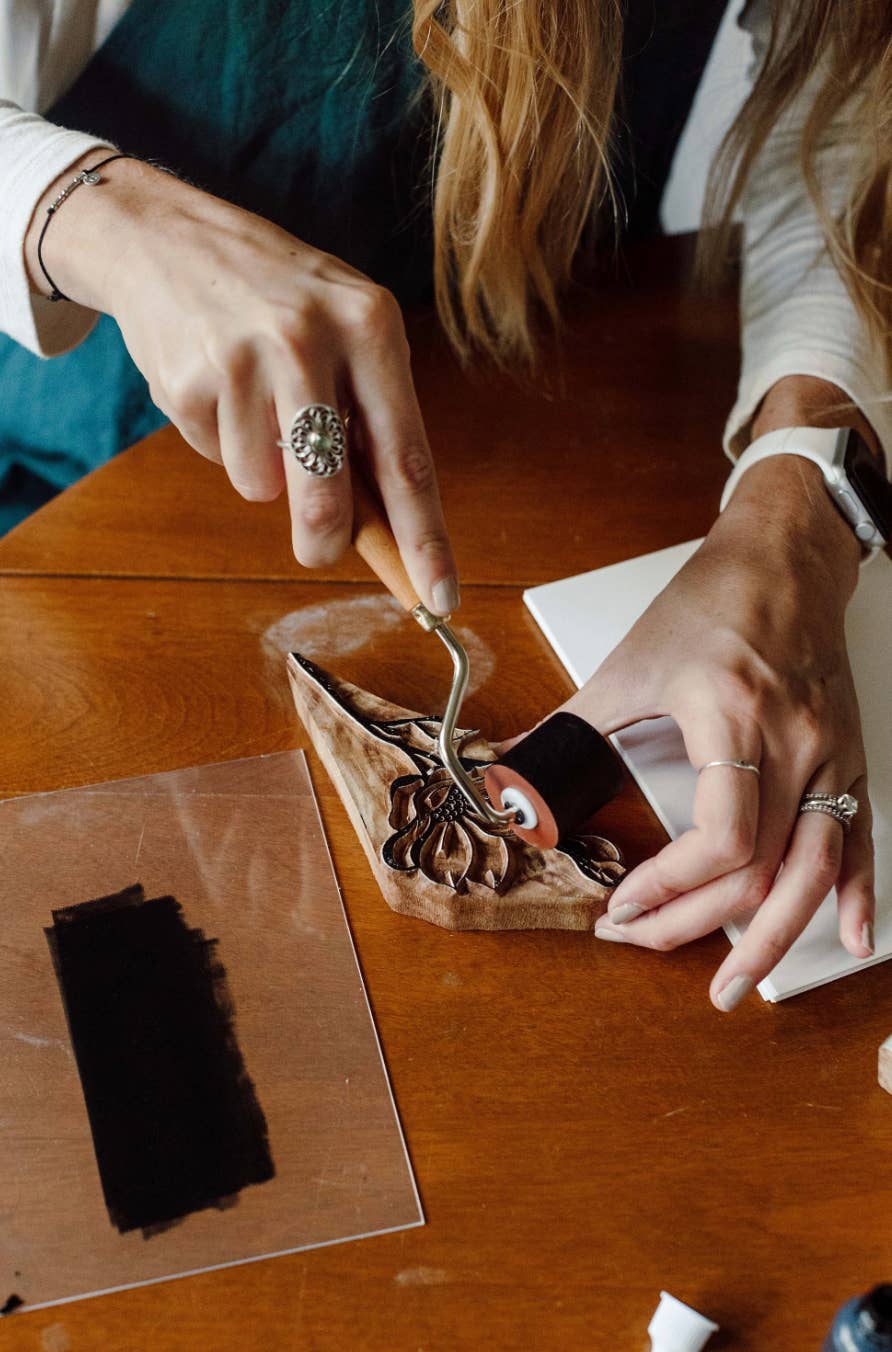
[351,471,420,613]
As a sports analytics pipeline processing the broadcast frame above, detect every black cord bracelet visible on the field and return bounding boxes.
[36,152,180,303]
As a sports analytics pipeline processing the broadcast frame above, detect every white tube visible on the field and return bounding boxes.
[648,1292,719,1352]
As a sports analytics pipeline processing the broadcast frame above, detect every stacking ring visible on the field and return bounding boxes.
[276,403,346,477]
[698,760,761,777]
[798,791,859,832]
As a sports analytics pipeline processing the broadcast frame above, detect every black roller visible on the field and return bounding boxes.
[484,712,625,848]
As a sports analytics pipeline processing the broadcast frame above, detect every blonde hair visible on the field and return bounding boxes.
[413,0,892,375]
[412,0,622,368]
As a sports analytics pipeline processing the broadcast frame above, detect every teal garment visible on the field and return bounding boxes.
[0,0,727,533]
[0,0,432,532]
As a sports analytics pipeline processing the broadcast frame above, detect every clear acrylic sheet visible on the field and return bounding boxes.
[0,751,422,1314]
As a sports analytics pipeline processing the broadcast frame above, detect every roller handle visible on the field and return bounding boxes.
[350,471,421,613]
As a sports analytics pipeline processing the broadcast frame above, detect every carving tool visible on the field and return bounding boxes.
[351,476,624,848]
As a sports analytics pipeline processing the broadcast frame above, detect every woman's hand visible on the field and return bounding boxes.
[557,447,876,1010]
[24,153,459,614]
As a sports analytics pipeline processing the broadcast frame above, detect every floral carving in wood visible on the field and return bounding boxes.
[287,651,625,932]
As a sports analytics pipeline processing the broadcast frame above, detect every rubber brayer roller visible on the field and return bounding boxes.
[484,713,625,849]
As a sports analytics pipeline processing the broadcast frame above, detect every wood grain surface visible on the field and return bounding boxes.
[0,236,888,1351]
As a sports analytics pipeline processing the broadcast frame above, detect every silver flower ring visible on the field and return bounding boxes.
[276,403,346,477]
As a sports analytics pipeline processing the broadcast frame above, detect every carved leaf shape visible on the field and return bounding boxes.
[555,833,624,888]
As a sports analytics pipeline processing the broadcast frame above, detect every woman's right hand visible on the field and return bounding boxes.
[27,152,460,614]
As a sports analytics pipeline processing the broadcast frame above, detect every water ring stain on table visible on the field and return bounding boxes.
[44,883,274,1237]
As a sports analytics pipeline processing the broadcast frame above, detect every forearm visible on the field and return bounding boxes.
[22,150,175,313]
[713,374,865,594]
[0,100,123,354]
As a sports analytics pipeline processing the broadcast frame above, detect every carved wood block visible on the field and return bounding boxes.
[880,1036,892,1096]
[287,652,625,931]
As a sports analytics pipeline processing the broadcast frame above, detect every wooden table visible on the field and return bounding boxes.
[1,237,888,1351]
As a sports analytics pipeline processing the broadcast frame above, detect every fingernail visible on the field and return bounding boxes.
[715,974,755,1013]
[608,902,644,925]
[594,923,627,944]
[431,576,460,616]
[862,921,875,956]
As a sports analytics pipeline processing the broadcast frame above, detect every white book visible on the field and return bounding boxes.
[525,542,892,1001]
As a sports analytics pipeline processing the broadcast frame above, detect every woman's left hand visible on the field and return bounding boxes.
[549,451,876,1011]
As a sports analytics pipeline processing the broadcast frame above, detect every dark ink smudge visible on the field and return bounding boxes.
[45,884,274,1237]
[1,1294,23,1316]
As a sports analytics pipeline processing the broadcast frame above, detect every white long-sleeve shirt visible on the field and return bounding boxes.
[1,0,890,460]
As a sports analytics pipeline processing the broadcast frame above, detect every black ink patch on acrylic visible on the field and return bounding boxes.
[45,884,274,1237]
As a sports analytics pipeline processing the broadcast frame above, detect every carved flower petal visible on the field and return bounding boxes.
[463,818,513,892]
[488,840,514,893]
[388,775,425,830]
[417,820,475,892]
[420,778,453,813]
[382,813,430,871]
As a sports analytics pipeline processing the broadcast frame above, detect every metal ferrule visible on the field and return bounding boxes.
[409,602,442,633]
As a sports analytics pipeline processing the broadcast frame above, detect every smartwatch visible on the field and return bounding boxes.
[720,426,892,553]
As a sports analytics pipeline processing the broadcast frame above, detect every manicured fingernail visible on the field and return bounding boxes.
[715,974,755,1012]
[609,902,644,925]
[594,923,627,944]
[432,576,460,616]
[862,921,875,955]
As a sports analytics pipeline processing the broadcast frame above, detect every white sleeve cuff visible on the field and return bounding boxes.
[0,101,116,358]
[726,4,892,477]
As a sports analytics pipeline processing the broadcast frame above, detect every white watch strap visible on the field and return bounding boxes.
[719,427,839,513]
[719,426,883,562]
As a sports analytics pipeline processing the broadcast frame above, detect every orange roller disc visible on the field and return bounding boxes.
[484,713,625,849]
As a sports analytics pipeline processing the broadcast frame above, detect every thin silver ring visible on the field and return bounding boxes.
[276,402,346,477]
[799,791,859,833]
[698,759,761,777]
